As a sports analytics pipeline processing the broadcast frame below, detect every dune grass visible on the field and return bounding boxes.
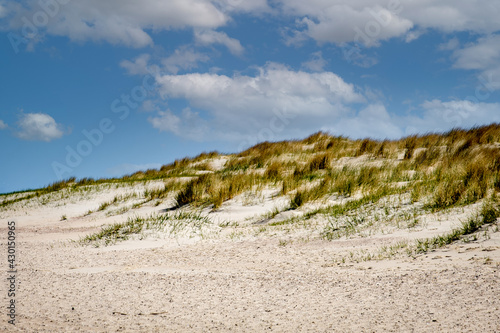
[413,201,500,254]
[8,123,500,212]
[0,177,78,208]
[175,172,262,209]
[18,122,497,250]
[80,211,212,246]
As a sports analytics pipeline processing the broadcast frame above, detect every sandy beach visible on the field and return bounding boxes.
[1,179,499,332]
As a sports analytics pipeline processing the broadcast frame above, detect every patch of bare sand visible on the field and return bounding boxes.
[1,183,499,332]
[3,236,499,332]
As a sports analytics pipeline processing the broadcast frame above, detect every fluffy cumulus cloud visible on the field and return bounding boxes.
[6,0,499,143]
[453,35,500,70]
[0,119,7,129]
[5,0,500,50]
[15,113,65,142]
[280,0,500,46]
[292,4,412,47]
[322,99,500,140]
[451,34,500,92]
[413,99,500,132]
[402,0,500,34]
[4,0,229,48]
[148,59,500,141]
[150,63,367,141]
[156,63,364,106]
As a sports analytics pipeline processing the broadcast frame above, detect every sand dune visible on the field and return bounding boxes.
[1,177,499,332]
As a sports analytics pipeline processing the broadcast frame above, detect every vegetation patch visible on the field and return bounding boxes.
[413,201,500,254]
[81,212,212,246]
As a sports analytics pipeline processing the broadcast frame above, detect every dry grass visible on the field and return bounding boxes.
[168,123,500,211]
[66,123,500,257]
[175,172,261,209]
[6,123,500,223]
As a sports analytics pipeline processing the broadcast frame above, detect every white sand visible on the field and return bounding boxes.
[1,182,499,332]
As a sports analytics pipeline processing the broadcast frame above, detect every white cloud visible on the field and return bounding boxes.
[6,0,500,52]
[148,108,209,141]
[194,29,244,55]
[15,113,65,142]
[121,48,210,76]
[323,99,500,140]
[0,119,7,129]
[452,34,500,92]
[6,0,229,48]
[149,109,182,134]
[324,104,404,139]
[453,35,500,70]
[149,62,500,141]
[150,63,366,141]
[403,0,500,34]
[120,54,152,76]
[414,99,500,131]
[213,0,270,14]
[279,0,500,46]
[155,63,364,111]
[161,47,210,74]
[282,2,413,47]
[404,29,424,43]
[301,51,327,72]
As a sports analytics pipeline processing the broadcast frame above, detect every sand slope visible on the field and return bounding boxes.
[1,181,499,332]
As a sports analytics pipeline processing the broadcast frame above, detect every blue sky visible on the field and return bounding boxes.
[1,0,500,193]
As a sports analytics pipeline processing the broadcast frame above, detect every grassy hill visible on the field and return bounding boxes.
[2,123,500,260]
